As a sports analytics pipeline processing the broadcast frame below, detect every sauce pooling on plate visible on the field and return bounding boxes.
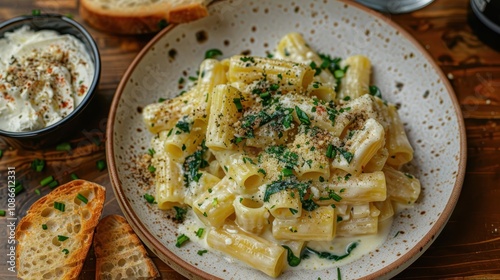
[0,25,94,132]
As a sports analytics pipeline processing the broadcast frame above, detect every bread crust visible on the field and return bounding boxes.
[79,0,209,34]
[94,215,160,280]
[15,180,106,280]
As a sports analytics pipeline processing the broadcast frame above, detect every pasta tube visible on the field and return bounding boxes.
[272,206,336,241]
[207,223,286,278]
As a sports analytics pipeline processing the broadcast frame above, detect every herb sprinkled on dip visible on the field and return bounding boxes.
[0,26,94,132]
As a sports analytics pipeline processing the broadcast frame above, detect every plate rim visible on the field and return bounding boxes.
[106,0,467,278]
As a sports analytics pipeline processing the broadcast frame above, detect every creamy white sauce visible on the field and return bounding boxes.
[180,208,393,272]
[0,26,94,132]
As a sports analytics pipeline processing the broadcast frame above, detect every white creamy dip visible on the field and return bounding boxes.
[0,25,94,132]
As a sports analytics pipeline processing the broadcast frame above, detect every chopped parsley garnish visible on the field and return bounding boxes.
[195,228,204,238]
[158,19,168,29]
[319,189,343,202]
[48,180,59,189]
[197,249,208,256]
[40,176,54,187]
[258,168,267,176]
[70,173,79,180]
[32,9,41,16]
[56,142,72,151]
[173,206,187,222]
[326,144,335,159]
[158,97,166,102]
[144,193,155,204]
[148,148,156,156]
[182,141,209,186]
[233,98,243,112]
[305,242,358,261]
[369,85,382,98]
[96,160,106,171]
[243,157,255,165]
[283,245,301,267]
[405,173,414,179]
[282,168,294,177]
[175,117,192,133]
[14,182,24,194]
[175,234,190,248]
[326,107,338,126]
[205,49,223,59]
[76,193,88,204]
[54,202,65,212]
[289,208,298,215]
[148,165,156,173]
[317,53,347,92]
[325,145,354,163]
[295,106,311,125]
[31,159,45,172]
[58,235,69,241]
[42,224,47,230]
[62,249,69,255]
[265,145,298,169]
[240,56,255,63]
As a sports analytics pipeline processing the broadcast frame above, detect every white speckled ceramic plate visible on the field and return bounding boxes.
[106,0,466,279]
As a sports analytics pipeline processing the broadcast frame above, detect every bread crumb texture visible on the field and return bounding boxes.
[15,180,106,280]
[94,215,160,280]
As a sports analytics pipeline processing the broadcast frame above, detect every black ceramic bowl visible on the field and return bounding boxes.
[0,14,101,149]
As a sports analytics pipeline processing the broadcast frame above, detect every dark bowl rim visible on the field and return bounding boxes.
[0,14,101,138]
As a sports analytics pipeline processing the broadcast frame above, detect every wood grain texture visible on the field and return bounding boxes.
[0,0,499,279]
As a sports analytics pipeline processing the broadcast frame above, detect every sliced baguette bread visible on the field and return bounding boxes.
[79,0,209,34]
[94,215,160,280]
[16,180,106,280]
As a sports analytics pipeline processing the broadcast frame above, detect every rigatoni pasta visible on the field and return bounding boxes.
[143,32,421,278]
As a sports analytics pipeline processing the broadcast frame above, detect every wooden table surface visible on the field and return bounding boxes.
[1,0,499,279]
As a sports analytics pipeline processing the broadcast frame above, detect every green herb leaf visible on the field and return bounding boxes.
[76,193,88,204]
[40,176,54,187]
[175,234,190,248]
[56,142,72,152]
[305,242,358,261]
[174,206,187,222]
[233,98,243,112]
[175,117,192,133]
[295,106,311,125]
[158,19,168,29]
[182,141,208,186]
[48,180,59,189]
[369,85,382,98]
[195,228,204,238]
[240,56,255,63]
[144,194,155,204]
[96,160,106,171]
[54,202,65,212]
[282,245,301,267]
[197,249,208,256]
[31,159,45,172]
[205,49,223,59]
[148,165,156,173]
[58,235,69,241]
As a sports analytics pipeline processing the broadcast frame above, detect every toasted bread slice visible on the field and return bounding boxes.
[79,0,209,34]
[94,215,160,280]
[16,180,106,280]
